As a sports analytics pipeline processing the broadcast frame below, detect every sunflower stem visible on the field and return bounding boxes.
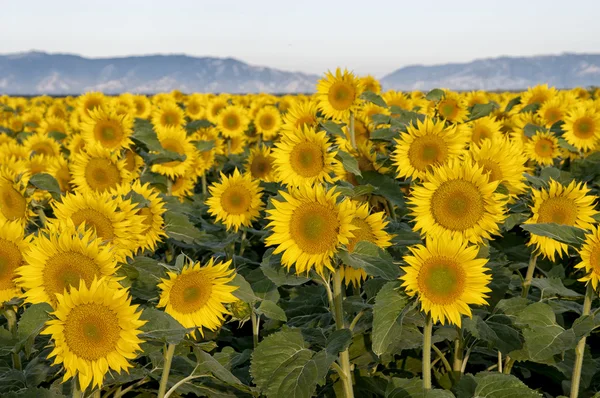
[452,327,463,373]
[158,343,176,398]
[201,173,207,195]
[332,270,354,398]
[570,283,595,398]
[251,310,260,348]
[72,381,83,398]
[92,389,101,398]
[423,313,433,389]
[521,253,537,298]
[239,229,247,257]
[497,351,503,373]
[432,344,452,373]
[167,178,173,197]
[349,111,356,149]
[3,309,21,370]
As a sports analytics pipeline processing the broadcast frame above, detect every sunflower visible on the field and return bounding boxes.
[171,173,197,200]
[0,220,30,303]
[216,105,250,138]
[524,180,597,261]
[383,91,412,112]
[409,160,507,244]
[151,126,198,179]
[265,184,356,275]
[340,202,392,287]
[524,131,561,166]
[316,68,363,121]
[563,105,600,151]
[0,167,32,226]
[46,103,69,120]
[42,278,145,391]
[122,148,144,176]
[281,100,319,134]
[38,116,70,136]
[66,134,86,155]
[520,84,557,107]
[151,101,185,133]
[400,235,491,326]
[467,116,502,146]
[47,156,72,193]
[206,96,229,124]
[469,137,528,198]
[254,106,282,140]
[51,191,145,262]
[360,102,389,125]
[436,92,469,123]
[22,132,61,157]
[245,145,276,182]
[71,145,132,194]
[360,75,382,94]
[157,258,238,336]
[206,169,264,232]
[115,181,167,252]
[228,135,248,155]
[537,97,567,127]
[392,118,467,180]
[81,108,134,150]
[17,222,121,307]
[77,92,106,119]
[129,94,152,119]
[335,139,388,184]
[575,227,600,290]
[272,126,338,187]
[185,94,206,120]
[465,91,489,107]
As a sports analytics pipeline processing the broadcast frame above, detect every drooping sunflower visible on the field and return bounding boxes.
[281,100,319,134]
[51,191,146,262]
[245,145,276,182]
[316,68,363,121]
[17,222,121,307]
[400,235,491,326]
[524,180,597,261]
[409,160,507,244]
[0,167,32,226]
[42,278,145,391]
[157,258,238,336]
[576,226,600,290]
[206,169,264,232]
[524,131,561,166]
[272,126,339,187]
[254,106,282,140]
[467,116,502,146]
[340,202,392,287]
[0,219,31,303]
[70,145,133,194]
[469,137,528,198]
[151,101,185,133]
[436,92,469,123]
[22,132,61,157]
[115,181,167,252]
[81,108,134,150]
[216,105,250,138]
[151,126,198,179]
[265,184,356,275]
[392,118,467,180]
[562,105,600,151]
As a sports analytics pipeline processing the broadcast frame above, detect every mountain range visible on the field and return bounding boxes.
[1,51,600,94]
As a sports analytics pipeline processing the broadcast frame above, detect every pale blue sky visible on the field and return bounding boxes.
[2,0,599,77]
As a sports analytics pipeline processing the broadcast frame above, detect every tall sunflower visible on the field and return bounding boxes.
[51,191,146,262]
[409,160,507,244]
[563,105,600,151]
[206,169,264,232]
[265,184,356,275]
[42,278,145,391]
[18,222,121,307]
[71,145,132,194]
[81,108,134,150]
[272,126,339,187]
[254,106,282,140]
[392,118,467,180]
[524,180,597,261]
[524,131,561,166]
[0,219,31,303]
[157,258,238,336]
[316,68,363,121]
[401,235,491,326]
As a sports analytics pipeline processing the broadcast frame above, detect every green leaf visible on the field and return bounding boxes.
[186,119,212,132]
[472,373,541,397]
[320,120,345,137]
[123,190,151,209]
[357,171,405,208]
[193,140,215,152]
[360,91,388,108]
[385,377,455,397]
[4,388,67,398]
[462,315,521,355]
[468,102,499,121]
[28,173,62,198]
[250,328,333,398]
[372,281,412,356]
[47,131,67,141]
[140,307,188,344]
[520,223,587,246]
[523,123,546,138]
[504,96,521,113]
[16,303,53,354]
[146,150,186,165]
[520,103,541,114]
[132,118,162,152]
[425,89,445,102]
[193,349,246,388]
[260,248,310,287]
[338,241,400,280]
[558,138,579,152]
[530,278,582,298]
[164,212,205,244]
[231,273,260,303]
[337,150,362,176]
[371,113,392,125]
[370,128,399,141]
[256,300,287,322]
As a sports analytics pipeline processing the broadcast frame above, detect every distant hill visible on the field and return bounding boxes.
[380,53,600,91]
[0,51,319,95]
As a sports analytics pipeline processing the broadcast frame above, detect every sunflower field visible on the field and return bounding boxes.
[1,70,600,398]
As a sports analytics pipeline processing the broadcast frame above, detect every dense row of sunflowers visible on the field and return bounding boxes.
[1,70,600,397]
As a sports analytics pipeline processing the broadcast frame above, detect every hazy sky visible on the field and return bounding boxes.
[2,0,600,77]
